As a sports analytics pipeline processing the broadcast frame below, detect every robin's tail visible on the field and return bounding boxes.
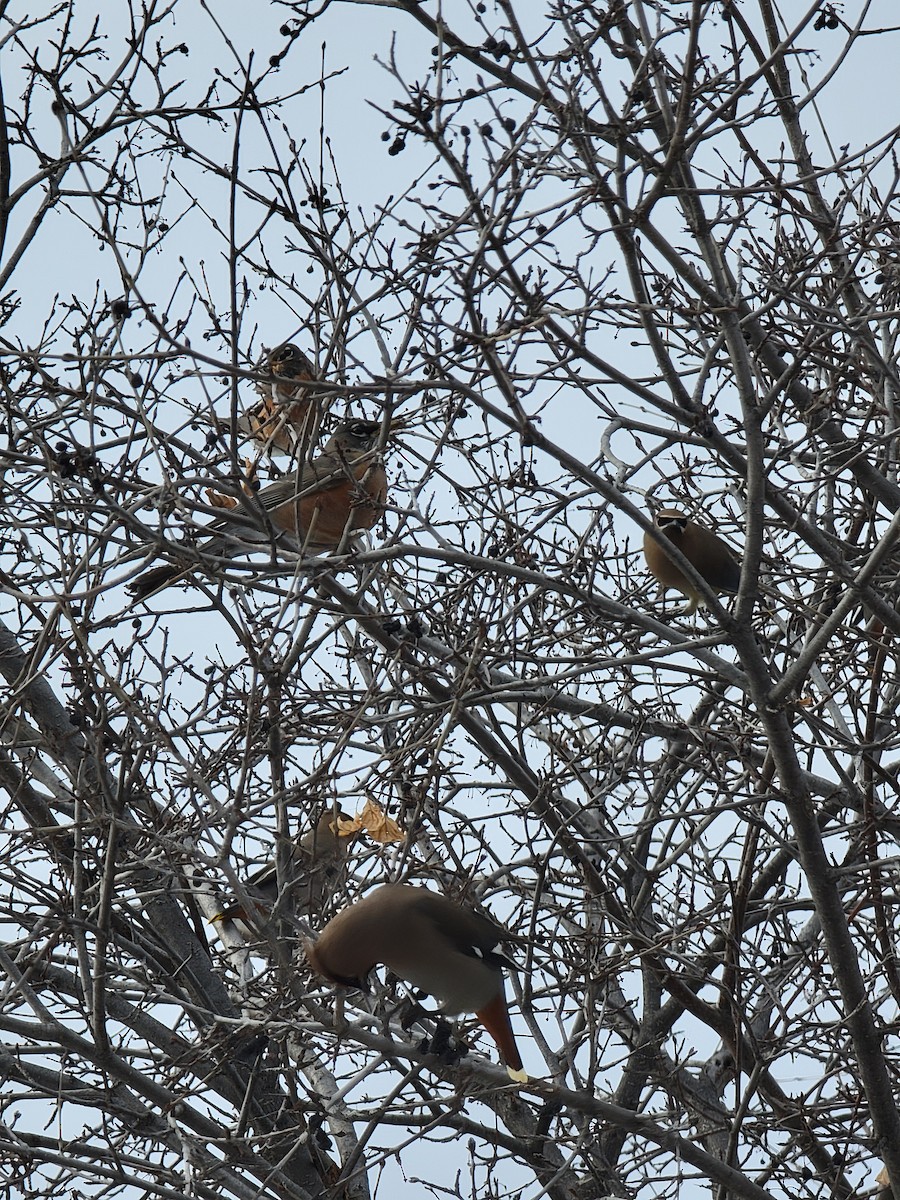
[127,564,187,602]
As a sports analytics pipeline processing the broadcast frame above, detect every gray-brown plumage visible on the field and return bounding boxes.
[240,342,325,457]
[214,809,356,935]
[306,883,527,1079]
[128,419,391,602]
[643,509,741,615]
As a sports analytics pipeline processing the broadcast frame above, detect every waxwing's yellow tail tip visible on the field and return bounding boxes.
[507,1066,528,1083]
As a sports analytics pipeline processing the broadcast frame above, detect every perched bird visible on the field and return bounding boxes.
[306,883,527,1081]
[128,418,392,601]
[240,342,326,457]
[643,509,742,615]
[214,809,356,937]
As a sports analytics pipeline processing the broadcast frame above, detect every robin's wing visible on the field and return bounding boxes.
[252,451,378,515]
[129,453,378,601]
[173,456,344,537]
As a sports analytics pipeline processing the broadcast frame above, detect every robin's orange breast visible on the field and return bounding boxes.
[242,343,325,454]
[243,395,316,454]
[269,461,387,549]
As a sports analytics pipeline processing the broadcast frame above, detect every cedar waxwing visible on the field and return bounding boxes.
[643,509,741,615]
[306,883,527,1081]
[214,809,356,936]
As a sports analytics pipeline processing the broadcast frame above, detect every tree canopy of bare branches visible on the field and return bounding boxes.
[1,2,900,1198]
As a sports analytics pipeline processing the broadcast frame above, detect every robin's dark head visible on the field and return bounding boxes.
[266,342,316,379]
[324,419,385,458]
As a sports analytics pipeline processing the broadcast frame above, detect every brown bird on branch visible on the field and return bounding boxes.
[643,508,742,615]
[306,883,528,1081]
[240,342,327,457]
[214,809,357,937]
[129,418,394,602]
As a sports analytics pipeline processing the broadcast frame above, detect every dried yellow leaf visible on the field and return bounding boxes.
[338,798,405,844]
[206,487,238,510]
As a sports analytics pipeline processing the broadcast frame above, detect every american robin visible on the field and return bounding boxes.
[214,809,357,937]
[306,883,527,1081]
[128,418,392,602]
[239,342,325,456]
[643,508,742,615]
